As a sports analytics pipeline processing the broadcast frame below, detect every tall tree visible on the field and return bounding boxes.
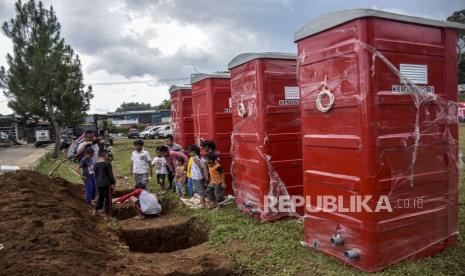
[158,99,171,109]
[115,102,153,112]
[0,0,92,157]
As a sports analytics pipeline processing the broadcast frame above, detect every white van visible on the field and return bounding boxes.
[157,125,173,138]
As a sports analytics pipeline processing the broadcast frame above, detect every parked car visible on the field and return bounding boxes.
[0,131,14,146]
[110,133,124,138]
[146,126,163,139]
[127,129,140,139]
[157,125,173,138]
[140,126,161,139]
[139,126,153,138]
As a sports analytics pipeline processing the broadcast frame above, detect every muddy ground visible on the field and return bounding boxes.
[0,171,238,275]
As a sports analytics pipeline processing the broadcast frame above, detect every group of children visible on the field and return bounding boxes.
[132,135,227,210]
[77,132,227,221]
[187,143,226,209]
[77,130,116,220]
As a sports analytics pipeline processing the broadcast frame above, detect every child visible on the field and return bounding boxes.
[113,183,162,219]
[93,151,116,220]
[201,140,219,159]
[152,147,168,193]
[200,140,219,182]
[78,147,96,204]
[157,145,188,192]
[174,157,187,197]
[206,152,226,210]
[186,156,194,198]
[130,139,152,191]
[187,144,208,208]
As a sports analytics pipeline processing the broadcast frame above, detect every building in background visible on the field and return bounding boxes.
[0,114,23,142]
[105,109,171,127]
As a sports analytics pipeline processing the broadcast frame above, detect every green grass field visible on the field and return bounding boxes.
[35,134,465,275]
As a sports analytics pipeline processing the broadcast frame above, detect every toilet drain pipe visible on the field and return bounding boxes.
[330,234,344,246]
[250,208,260,214]
[344,249,359,259]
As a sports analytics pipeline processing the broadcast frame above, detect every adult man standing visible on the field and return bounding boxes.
[164,134,183,152]
[158,145,188,191]
[76,130,101,163]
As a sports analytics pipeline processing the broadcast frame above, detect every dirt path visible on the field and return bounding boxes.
[0,144,48,169]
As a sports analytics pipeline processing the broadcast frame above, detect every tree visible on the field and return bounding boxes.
[447,9,465,87]
[0,0,93,157]
[115,102,153,112]
[158,99,171,109]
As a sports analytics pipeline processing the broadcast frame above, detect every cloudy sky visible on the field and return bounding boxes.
[0,0,463,114]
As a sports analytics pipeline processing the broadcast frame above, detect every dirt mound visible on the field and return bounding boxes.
[0,170,238,275]
[111,244,238,276]
[0,170,116,275]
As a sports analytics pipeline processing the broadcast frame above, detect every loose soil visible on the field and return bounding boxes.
[112,202,138,220]
[0,170,238,275]
[0,170,117,275]
[110,244,237,276]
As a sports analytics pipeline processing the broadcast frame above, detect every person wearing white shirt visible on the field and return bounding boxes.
[152,147,168,193]
[186,144,208,208]
[130,139,152,191]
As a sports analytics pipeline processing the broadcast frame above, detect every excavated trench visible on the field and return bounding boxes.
[118,216,208,253]
[112,188,133,198]
[112,204,138,220]
[112,196,209,253]
[110,195,237,274]
[111,191,178,220]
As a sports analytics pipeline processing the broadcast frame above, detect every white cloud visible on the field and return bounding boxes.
[149,22,209,57]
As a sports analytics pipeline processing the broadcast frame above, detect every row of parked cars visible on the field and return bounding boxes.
[127,125,173,139]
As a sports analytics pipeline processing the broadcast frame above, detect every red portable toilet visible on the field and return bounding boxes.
[169,85,194,149]
[295,9,464,272]
[190,73,233,195]
[228,52,302,221]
